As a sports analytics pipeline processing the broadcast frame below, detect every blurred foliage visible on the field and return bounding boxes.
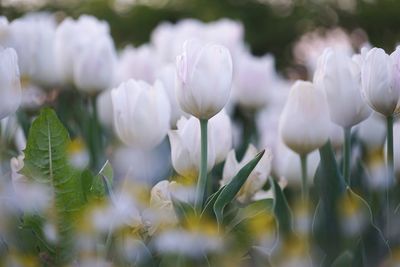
[2,0,400,71]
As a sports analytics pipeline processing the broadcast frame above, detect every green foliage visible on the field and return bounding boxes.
[20,108,111,264]
[213,150,265,226]
[270,176,293,236]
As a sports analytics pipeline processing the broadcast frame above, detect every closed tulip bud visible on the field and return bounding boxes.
[176,39,233,119]
[361,47,400,116]
[279,81,330,155]
[220,144,272,204]
[73,35,116,92]
[314,48,371,128]
[111,79,170,150]
[0,47,21,120]
[168,110,232,177]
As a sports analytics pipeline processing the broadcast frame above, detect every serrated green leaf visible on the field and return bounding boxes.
[270,176,293,235]
[213,150,265,226]
[21,108,85,264]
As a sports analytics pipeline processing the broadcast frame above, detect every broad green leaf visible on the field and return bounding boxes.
[227,199,274,233]
[313,141,346,264]
[201,185,226,218]
[213,150,265,226]
[21,108,85,264]
[331,251,353,267]
[171,196,195,224]
[270,176,293,235]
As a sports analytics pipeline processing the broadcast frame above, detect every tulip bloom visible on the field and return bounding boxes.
[111,79,170,150]
[279,81,330,156]
[168,110,232,177]
[314,48,371,128]
[175,39,233,120]
[0,47,21,120]
[361,48,400,117]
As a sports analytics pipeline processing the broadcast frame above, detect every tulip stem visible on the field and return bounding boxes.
[300,153,308,202]
[195,118,208,213]
[386,115,394,234]
[343,127,351,186]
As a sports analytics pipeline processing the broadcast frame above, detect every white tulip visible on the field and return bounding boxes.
[168,110,232,177]
[168,116,216,177]
[220,144,272,204]
[361,47,400,116]
[55,15,110,84]
[5,14,59,87]
[356,112,386,152]
[144,180,194,235]
[73,35,116,92]
[156,64,187,126]
[0,47,21,120]
[234,51,278,109]
[111,79,170,149]
[279,81,330,155]
[115,44,160,85]
[175,39,233,119]
[314,48,371,127]
[97,89,114,128]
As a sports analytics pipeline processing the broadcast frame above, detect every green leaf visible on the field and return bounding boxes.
[331,251,354,267]
[313,141,346,264]
[171,196,195,224]
[21,108,85,264]
[90,160,114,198]
[201,185,225,218]
[213,150,265,226]
[227,199,274,233]
[270,176,293,235]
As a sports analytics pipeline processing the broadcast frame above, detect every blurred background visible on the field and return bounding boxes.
[2,0,400,76]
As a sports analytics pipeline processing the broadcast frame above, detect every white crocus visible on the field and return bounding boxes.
[111,79,170,150]
[279,80,330,155]
[0,47,21,120]
[220,144,272,204]
[361,47,400,116]
[73,34,116,93]
[175,39,233,119]
[314,48,371,128]
[168,110,232,177]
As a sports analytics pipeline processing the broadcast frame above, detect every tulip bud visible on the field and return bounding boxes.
[279,81,330,155]
[361,48,400,116]
[111,79,171,149]
[0,47,21,120]
[175,39,233,119]
[220,144,272,204]
[314,48,371,128]
[168,110,232,177]
[73,35,116,92]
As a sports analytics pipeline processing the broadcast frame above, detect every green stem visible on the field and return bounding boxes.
[343,127,351,186]
[300,153,308,202]
[386,115,394,234]
[89,95,101,170]
[195,119,208,213]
